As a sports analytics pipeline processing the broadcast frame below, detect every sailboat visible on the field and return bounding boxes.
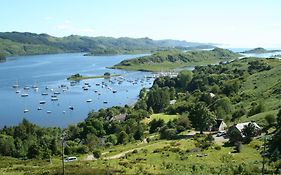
[12,80,19,88]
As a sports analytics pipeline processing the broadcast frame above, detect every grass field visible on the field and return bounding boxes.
[142,113,180,124]
[0,135,264,175]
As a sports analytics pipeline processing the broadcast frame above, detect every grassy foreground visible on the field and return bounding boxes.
[0,137,263,175]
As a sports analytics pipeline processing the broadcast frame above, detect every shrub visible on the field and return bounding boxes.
[265,114,276,126]
[160,128,177,140]
[93,150,101,159]
[214,145,221,150]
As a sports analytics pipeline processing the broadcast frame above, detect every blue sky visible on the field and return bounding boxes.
[0,0,280,47]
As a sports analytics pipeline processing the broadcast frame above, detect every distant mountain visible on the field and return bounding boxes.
[0,32,215,57]
[241,47,281,54]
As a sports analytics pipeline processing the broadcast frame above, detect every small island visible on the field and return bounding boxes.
[67,72,120,81]
[241,47,281,54]
[111,48,241,72]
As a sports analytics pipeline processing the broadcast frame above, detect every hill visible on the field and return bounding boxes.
[0,32,214,57]
[1,56,281,174]
[112,48,241,71]
[241,47,281,54]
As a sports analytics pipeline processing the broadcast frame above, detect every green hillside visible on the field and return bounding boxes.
[112,48,241,71]
[241,47,281,54]
[0,32,214,57]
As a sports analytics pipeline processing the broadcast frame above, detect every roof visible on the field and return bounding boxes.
[235,122,260,132]
[212,119,227,131]
[111,113,127,122]
[169,100,176,105]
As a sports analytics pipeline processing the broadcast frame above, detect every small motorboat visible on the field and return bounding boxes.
[82,87,89,90]
[42,92,48,96]
[21,93,29,97]
[39,101,46,104]
[51,98,58,101]
[113,90,117,93]
[69,106,74,110]
[24,86,30,90]
[103,101,108,104]
[54,92,60,95]
[37,107,43,111]
[24,109,29,113]
[16,90,20,94]
[86,99,92,103]
[47,111,52,114]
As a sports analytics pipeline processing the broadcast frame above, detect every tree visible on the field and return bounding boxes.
[93,150,101,159]
[265,114,276,126]
[277,109,281,127]
[188,102,216,134]
[242,123,257,143]
[134,125,144,140]
[248,102,265,116]
[176,115,191,133]
[118,131,129,144]
[146,87,170,113]
[149,119,165,133]
[85,133,99,151]
[104,72,111,77]
[177,70,192,89]
[0,53,6,61]
[0,135,15,156]
[27,144,41,159]
[160,127,177,140]
[212,97,233,119]
[228,126,242,144]
[106,134,117,145]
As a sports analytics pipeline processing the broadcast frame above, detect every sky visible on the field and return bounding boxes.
[0,0,280,48]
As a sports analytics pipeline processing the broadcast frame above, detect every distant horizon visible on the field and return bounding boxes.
[1,0,281,48]
[2,31,281,50]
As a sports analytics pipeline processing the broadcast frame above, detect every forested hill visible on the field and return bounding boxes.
[241,47,281,54]
[0,32,213,57]
[112,48,241,71]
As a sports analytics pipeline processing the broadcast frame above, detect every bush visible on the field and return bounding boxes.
[76,145,89,154]
[214,145,221,150]
[93,150,101,159]
[248,102,265,116]
[160,128,177,140]
[265,114,276,126]
[234,141,242,153]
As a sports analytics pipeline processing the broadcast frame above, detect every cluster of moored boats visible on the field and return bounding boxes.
[13,83,75,114]
[12,74,155,114]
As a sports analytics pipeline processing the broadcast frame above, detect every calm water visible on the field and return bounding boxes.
[0,53,154,128]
